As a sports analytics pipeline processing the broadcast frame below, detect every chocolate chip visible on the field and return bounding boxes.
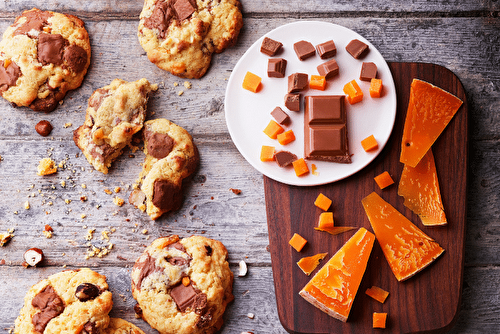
[196,305,215,328]
[346,39,369,59]
[144,1,175,39]
[14,9,52,36]
[88,88,110,110]
[75,283,100,302]
[284,93,300,112]
[260,37,283,56]
[293,40,316,61]
[81,321,98,334]
[152,179,182,212]
[204,245,212,256]
[29,90,59,113]
[31,285,64,333]
[135,254,163,290]
[0,60,21,93]
[145,131,175,159]
[37,33,68,66]
[134,303,143,317]
[35,120,53,137]
[170,282,206,312]
[174,0,197,21]
[287,73,308,93]
[63,44,88,73]
[168,257,188,266]
[168,242,187,253]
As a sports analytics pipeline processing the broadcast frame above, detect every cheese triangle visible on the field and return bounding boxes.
[361,192,444,281]
[299,228,375,322]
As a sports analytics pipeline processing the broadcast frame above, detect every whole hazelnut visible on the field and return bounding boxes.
[23,248,44,267]
[35,120,53,137]
[75,283,100,302]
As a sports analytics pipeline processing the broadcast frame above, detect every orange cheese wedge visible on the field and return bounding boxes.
[361,192,444,281]
[400,79,462,167]
[299,228,375,322]
[398,149,447,226]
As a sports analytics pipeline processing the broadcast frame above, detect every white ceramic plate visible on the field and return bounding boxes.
[225,21,397,186]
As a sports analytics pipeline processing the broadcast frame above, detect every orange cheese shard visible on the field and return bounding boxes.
[361,192,445,281]
[400,79,463,167]
[297,252,328,276]
[314,226,356,235]
[299,228,375,322]
[365,286,389,303]
[398,149,447,226]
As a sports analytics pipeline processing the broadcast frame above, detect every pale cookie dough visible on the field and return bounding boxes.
[0,8,91,112]
[103,318,146,334]
[131,235,234,334]
[137,0,243,78]
[14,268,113,334]
[73,78,158,174]
[129,118,199,220]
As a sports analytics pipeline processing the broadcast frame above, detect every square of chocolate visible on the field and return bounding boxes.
[360,62,377,81]
[304,95,351,163]
[316,40,336,59]
[293,40,316,60]
[174,0,196,21]
[284,93,300,112]
[288,73,308,93]
[346,39,369,59]
[271,106,290,124]
[260,37,283,56]
[267,58,287,78]
[317,59,339,79]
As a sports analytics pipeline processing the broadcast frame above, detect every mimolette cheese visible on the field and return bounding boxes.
[400,79,463,167]
[398,149,447,226]
[361,192,444,281]
[299,228,375,322]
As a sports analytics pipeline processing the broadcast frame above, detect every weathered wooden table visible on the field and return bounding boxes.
[0,1,499,333]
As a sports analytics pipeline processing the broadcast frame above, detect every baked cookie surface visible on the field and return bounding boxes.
[14,268,113,334]
[0,8,91,112]
[131,235,234,334]
[137,0,243,78]
[129,118,199,220]
[73,78,157,174]
[103,318,146,334]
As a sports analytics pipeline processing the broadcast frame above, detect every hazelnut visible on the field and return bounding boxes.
[75,283,100,302]
[23,248,44,266]
[238,260,248,277]
[35,120,53,137]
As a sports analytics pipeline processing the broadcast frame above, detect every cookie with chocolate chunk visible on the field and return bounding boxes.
[131,235,234,334]
[73,78,158,174]
[0,8,91,112]
[137,0,243,78]
[129,118,199,220]
[103,318,146,334]
[14,268,113,334]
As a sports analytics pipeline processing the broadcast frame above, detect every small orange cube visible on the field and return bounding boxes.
[277,130,296,145]
[242,71,262,93]
[366,286,390,303]
[263,120,284,139]
[374,171,394,189]
[314,193,332,211]
[343,79,363,104]
[309,75,327,91]
[292,158,309,177]
[361,134,379,152]
[260,145,275,162]
[289,233,307,252]
[318,212,334,229]
[369,78,383,98]
[373,312,387,329]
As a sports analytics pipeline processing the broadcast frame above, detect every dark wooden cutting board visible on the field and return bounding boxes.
[264,62,467,334]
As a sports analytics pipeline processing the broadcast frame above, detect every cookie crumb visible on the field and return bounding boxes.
[37,158,57,176]
[63,122,72,128]
[24,201,30,210]
[183,81,192,89]
[177,90,184,96]
[104,188,113,195]
[230,188,242,195]
[113,197,125,207]
[114,187,121,193]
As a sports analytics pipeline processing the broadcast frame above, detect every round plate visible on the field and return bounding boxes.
[225,21,397,186]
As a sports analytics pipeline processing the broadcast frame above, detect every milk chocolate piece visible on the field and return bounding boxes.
[346,39,369,59]
[274,151,297,167]
[260,37,283,56]
[360,62,377,81]
[0,60,21,93]
[170,282,207,312]
[271,107,290,125]
[174,0,196,21]
[316,40,336,59]
[293,40,315,60]
[304,95,351,163]
[37,33,68,66]
[144,1,176,39]
[31,285,65,333]
[14,9,52,36]
[64,44,88,73]
[284,93,300,111]
[153,179,183,212]
[145,130,175,159]
[288,73,308,93]
[267,58,287,78]
[317,59,339,79]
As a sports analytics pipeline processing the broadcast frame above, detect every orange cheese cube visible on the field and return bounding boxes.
[299,228,375,322]
[400,79,463,167]
[242,71,262,93]
[289,233,307,252]
[309,75,327,91]
[317,212,334,229]
[343,79,363,104]
[361,192,445,281]
[292,158,309,177]
[263,120,284,139]
[361,134,378,152]
[374,171,394,189]
[373,313,387,329]
[260,145,275,162]
[314,193,332,211]
[297,252,328,276]
[369,78,383,98]
[398,149,447,226]
[277,129,296,145]
[365,286,389,303]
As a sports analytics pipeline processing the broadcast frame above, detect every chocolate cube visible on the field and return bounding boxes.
[288,73,308,93]
[345,39,369,59]
[271,107,290,124]
[316,40,336,59]
[284,94,300,112]
[293,40,316,60]
[317,59,339,79]
[267,58,287,78]
[360,62,377,81]
[260,37,283,56]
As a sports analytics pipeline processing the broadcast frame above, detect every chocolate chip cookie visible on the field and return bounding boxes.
[14,268,113,334]
[103,318,146,334]
[129,118,199,220]
[131,235,234,334]
[73,78,158,174]
[137,0,243,78]
[0,8,91,112]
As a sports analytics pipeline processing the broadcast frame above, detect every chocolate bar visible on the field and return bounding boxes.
[271,107,290,124]
[293,40,315,60]
[260,37,283,56]
[268,58,287,78]
[317,59,339,79]
[288,73,308,93]
[284,93,300,111]
[304,95,351,163]
[316,40,336,59]
[360,62,377,81]
[346,39,369,59]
